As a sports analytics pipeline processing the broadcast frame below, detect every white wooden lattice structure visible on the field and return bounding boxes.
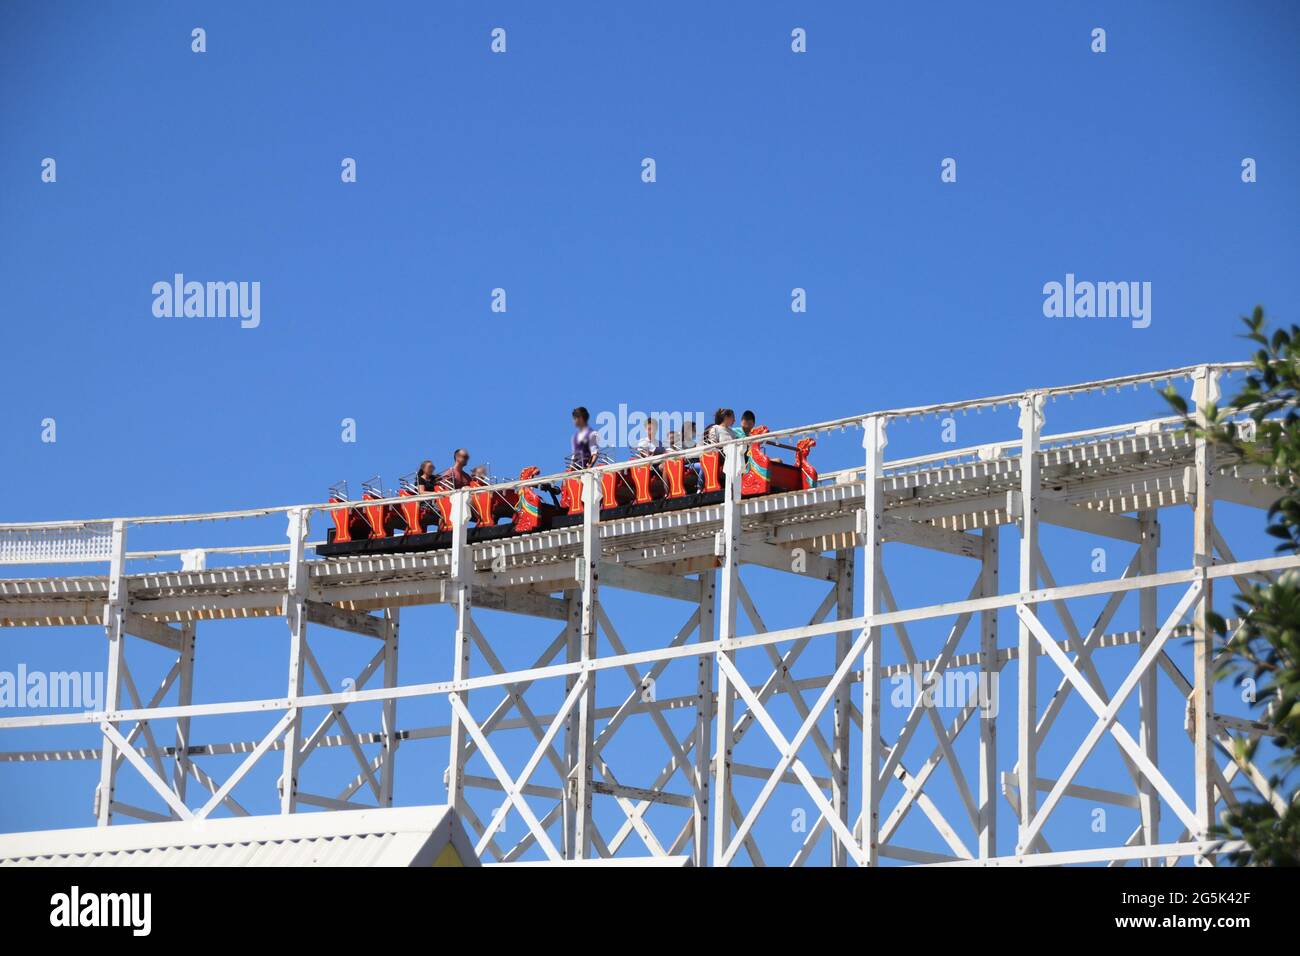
[0,362,1287,866]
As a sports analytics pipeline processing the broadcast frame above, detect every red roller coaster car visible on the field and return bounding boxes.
[318,428,817,558]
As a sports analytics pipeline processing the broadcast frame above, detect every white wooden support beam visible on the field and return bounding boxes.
[440,583,569,621]
[133,590,285,619]
[1019,494,1145,543]
[717,647,867,866]
[882,516,983,559]
[978,525,998,858]
[109,802,172,824]
[693,570,715,868]
[95,520,127,827]
[770,515,860,549]
[1016,589,1203,846]
[590,779,692,808]
[831,549,856,866]
[712,444,744,866]
[114,656,169,787]
[470,673,587,858]
[1191,367,1218,862]
[736,540,837,580]
[925,839,1241,868]
[303,600,388,639]
[446,489,473,820]
[280,507,309,813]
[314,579,440,607]
[0,599,108,626]
[172,621,196,805]
[379,607,399,806]
[473,561,578,590]
[1006,775,1144,810]
[198,710,295,820]
[599,563,699,602]
[1213,475,1282,511]
[562,593,581,858]
[860,414,886,865]
[123,613,184,651]
[101,722,192,821]
[488,592,570,621]
[1016,390,1043,854]
[574,472,601,858]
[450,690,567,862]
[1137,511,1160,862]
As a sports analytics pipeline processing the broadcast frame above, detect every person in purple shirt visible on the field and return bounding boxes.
[570,406,600,468]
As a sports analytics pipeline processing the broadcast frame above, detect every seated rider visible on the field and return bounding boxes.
[736,410,757,463]
[439,449,474,489]
[738,409,756,438]
[704,408,735,445]
[415,460,438,492]
[635,418,665,458]
[571,406,600,468]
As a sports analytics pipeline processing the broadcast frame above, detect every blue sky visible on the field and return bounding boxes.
[1,1,1297,862]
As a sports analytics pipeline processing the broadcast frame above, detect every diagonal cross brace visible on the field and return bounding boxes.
[1016,581,1203,850]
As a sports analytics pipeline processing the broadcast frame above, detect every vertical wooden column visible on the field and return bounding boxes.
[573,471,601,858]
[978,526,999,858]
[562,592,581,858]
[280,507,309,813]
[1016,392,1043,854]
[711,445,743,865]
[1190,367,1217,862]
[860,415,886,865]
[172,620,197,807]
[95,520,127,826]
[379,606,400,807]
[1137,511,1161,859]
[831,548,857,866]
[446,490,473,818]
[693,569,716,867]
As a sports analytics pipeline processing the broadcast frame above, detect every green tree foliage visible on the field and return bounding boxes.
[1162,306,1300,866]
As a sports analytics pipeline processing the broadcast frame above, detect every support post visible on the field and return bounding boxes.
[172,621,196,806]
[446,490,472,817]
[978,525,999,858]
[693,569,716,867]
[573,472,601,858]
[860,415,886,865]
[562,592,581,858]
[831,548,856,866]
[379,607,399,807]
[95,520,127,826]
[1191,367,1217,863]
[1016,391,1043,854]
[712,444,743,865]
[280,507,309,813]
[1137,511,1161,860]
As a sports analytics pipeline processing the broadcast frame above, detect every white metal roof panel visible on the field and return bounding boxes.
[0,805,478,868]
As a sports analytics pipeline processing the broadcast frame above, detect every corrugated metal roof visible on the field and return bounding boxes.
[491,856,693,867]
[0,805,478,867]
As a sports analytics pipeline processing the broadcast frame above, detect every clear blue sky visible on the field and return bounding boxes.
[1,1,1297,862]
